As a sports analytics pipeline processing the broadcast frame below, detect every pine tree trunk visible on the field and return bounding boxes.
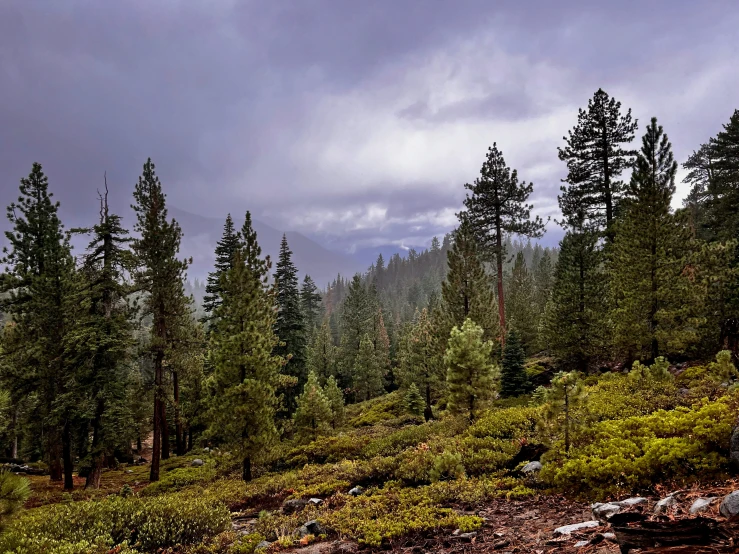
[187,426,193,452]
[173,370,184,456]
[49,434,63,482]
[11,406,18,459]
[62,418,74,490]
[495,219,506,344]
[603,123,614,242]
[137,434,142,453]
[650,229,659,361]
[85,398,105,489]
[564,385,571,454]
[578,244,587,372]
[424,383,433,422]
[160,398,170,460]
[150,349,164,482]
[242,456,252,482]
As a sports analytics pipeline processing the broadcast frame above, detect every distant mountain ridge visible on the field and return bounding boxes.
[169,207,364,287]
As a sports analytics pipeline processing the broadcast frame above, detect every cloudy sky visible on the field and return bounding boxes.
[1,1,738,254]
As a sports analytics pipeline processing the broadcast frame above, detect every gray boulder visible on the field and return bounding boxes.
[190,458,204,467]
[297,520,324,537]
[255,540,271,551]
[348,486,364,497]
[521,461,542,474]
[720,491,739,518]
[591,502,621,520]
[654,495,677,514]
[553,521,600,536]
[282,498,309,514]
[614,497,647,508]
[690,497,716,514]
[308,497,323,505]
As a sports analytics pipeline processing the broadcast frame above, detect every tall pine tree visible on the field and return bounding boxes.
[300,275,323,331]
[131,158,190,482]
[505,252,537,352]
[462,144,546,339]
[202,214,240,319]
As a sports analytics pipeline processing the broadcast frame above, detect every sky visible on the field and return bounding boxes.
[1,1,738,254]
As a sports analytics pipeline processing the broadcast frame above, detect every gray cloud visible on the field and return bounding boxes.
[1,0,738,256]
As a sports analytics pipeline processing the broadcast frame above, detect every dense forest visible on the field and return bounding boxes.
[2,89,739,553]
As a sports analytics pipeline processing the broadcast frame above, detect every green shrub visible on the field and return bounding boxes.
[429,451,465,482]
[346,391,405,427]
[541,395,737,499]
[140,465,217,496]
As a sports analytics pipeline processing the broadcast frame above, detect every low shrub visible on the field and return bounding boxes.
[346,392,405,427]
[140,465,217,496]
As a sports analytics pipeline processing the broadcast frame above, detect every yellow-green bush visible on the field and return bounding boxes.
[320,485,482,547]
[346,391,405,427]
[0,491,230,554]
[140,465,217,496]
[541,395,737,499]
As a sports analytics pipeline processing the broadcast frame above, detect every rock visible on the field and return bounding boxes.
[308,497,323,505]
[255,540,271,551]
[720,491,739,518]
[614,496,648,507]
[654,495,677,514]
[679,387,691,396]
[553,521,600,535]
[203,447,210,452]
[282,498,309,514]
[602,532,617,541]
[348,486,364,497]
[521,461,542,474]
[124,469,133,474]
[689,497,716,514]
[298,520,323,537]
[591,502,621,520]
[190,458,204,467]
[456,531,477,542]
[574,540,589,548]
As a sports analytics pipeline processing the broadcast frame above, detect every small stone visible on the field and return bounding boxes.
[553,521,600,535]
[720,491,739,518]
[614,496,648,507]
[493,538,510,549]
[591,502,621,520]
[348,486,364,496]
[124,469,133,474]
[574,540,589,548]
[203,447,210,452]
[303,520,323,535]
[654,495,677,514]
[456,531,477,542]
[690,497,716,514]
[308,497,323,505]
[190,458,204,467]
[282,498,309,514]
[602,532,617,541]
[255,540,271,551]
[521,461,542,474]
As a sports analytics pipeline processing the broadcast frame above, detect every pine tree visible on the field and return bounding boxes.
[206,247,283,481]
[338,275,374,390]
[131,158,190,482]
[534,371,585,454]
[240,211,270,280]
[274,235,306,406]
[293,371,332,441]
[0,470,30,529]
[70,182,134,488]
[540,229,606,370]
[306,320,337,381]
[609,117,696,361]
[373,309,391,384]
[202,214,240,319]
[444,318,496,421]
[353,333,384,401]
[505,252,537,352]
[533,250,554,310]
[396,308,442,421]
[439,219,499,344]
[300,275,323,330]
[462,144,546,338]
[558,88,638,239]
[0,162,78,488]
[500,329,528,398]
[323,375,345,428]
[404,383,425,418]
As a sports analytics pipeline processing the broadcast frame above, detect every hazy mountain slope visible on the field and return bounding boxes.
[169,207,364,287]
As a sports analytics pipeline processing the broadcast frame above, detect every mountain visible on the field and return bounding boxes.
[169,207,364,287]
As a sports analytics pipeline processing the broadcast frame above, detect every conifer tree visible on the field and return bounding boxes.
[396,308,442,421]
[274,235,306,405]
[533,250,554,310]
[323,375,345,428]
[1,162,78,488]
[306,320,337,381]
[444,319,496,421]
[300,275,323,330]
[202,214,240,319]
[338,275,374,389]
[439,220,499,344]
[0,470,29,529]
[534,371,585,454]
[540,229,606,370]
[131,158,190,482]
[462,144,546,338]
[505,252,537,352]
[353,333,384,401]
[500,329,528,398]
[558,88,638,239]
[609,117,696,361]
[404,383,425,418]
[206,247,283,481]
[373,309,391,383]
[71,182,134,488]
[240,211,270,279]
[293,371,332,441]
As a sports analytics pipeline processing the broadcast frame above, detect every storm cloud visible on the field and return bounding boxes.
[1,0,737,254]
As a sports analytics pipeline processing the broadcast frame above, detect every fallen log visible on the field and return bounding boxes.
[610,512,726,553]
